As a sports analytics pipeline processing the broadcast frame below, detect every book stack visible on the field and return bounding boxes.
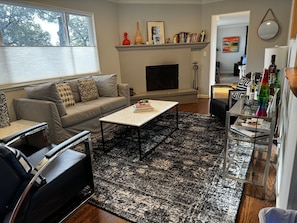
[230,117,270,138]
[132,99,153,113]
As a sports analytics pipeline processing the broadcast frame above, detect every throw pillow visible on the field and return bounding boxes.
[1,144,46,187]
[92,74,118,97]
[25,82,67,117]
[65,77,91,103]
[77,78,99,102]
[230,77,251,101]
[56,83,75,107]
[236,77,251,91]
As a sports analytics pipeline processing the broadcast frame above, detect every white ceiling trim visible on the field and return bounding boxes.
[107,0,224,5]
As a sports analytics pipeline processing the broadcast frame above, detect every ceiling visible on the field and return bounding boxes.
[107,0,224,4]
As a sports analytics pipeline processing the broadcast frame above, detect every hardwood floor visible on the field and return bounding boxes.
[64,98,275,223]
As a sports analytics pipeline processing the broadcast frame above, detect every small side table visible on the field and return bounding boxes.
[0,120,39,140]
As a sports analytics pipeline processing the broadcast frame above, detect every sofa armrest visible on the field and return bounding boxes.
[118,83,130,106]
[13,98,63,143]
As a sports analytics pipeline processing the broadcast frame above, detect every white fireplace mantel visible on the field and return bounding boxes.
[115,42,209,51]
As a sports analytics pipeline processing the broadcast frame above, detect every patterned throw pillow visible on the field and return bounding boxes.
[2,144,46,187]
[56,83,75,107]
[77,78,99,102]
[236,77,251,91]
[231,77,251,100]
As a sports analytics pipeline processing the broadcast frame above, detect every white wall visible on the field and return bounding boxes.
[217,25,247,73]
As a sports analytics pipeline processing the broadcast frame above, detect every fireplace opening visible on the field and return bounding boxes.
[146,64,178,91]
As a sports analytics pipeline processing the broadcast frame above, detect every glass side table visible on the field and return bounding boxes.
[223,96,277,199]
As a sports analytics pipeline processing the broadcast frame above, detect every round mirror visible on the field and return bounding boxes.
[258,20,279,40]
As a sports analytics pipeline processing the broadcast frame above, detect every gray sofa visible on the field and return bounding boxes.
[14,74,130,144]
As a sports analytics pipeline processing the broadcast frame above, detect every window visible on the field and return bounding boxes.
[0,2,94,46]
[0,1,99,87]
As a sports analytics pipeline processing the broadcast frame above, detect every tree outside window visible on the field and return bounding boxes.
[0,2,93,47]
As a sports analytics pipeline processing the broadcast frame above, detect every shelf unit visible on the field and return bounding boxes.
[115,42,209,51]
[223,97,277,197]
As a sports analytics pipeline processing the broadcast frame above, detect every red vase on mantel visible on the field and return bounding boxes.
[122,32,130,45]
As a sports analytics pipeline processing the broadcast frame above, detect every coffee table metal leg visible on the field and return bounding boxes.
[100,121,105,151]
[175,104,179,129]
[137,128,142,160]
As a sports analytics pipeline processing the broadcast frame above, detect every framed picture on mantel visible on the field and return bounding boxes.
[147,21,165,45]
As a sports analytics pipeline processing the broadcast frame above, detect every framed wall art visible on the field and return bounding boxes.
[223,36,240,53]
[147,21,165,44]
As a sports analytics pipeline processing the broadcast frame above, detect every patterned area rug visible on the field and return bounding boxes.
[89,112,249,223]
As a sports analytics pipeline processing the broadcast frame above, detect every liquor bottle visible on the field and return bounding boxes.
[269,54,277,95]
[249,72,256,102]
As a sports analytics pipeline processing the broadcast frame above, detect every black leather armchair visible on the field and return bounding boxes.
[210,85,246,121]
[0,122,94,223]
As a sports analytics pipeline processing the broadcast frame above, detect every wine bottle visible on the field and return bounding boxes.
[269,54,277,95]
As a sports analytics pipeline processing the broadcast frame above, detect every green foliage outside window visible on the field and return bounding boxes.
[0,2,93,46]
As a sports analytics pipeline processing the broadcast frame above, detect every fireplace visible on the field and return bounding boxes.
[146,64,179,91]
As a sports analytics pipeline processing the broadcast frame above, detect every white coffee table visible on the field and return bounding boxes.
[99,100,179,160]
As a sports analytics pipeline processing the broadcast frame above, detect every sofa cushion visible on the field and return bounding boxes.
[60,97,127,128]
[56,83,75,107]
[77,78,99,102]
[25,82,67,117]
[93,74,118,97]
[65,79,81,103]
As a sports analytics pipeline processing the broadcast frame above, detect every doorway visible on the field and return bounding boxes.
[210,11,250,88]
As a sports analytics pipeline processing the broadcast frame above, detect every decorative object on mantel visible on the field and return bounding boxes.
[134,21,142,45]
[200,30,206,42]
[122,32,130,45]
[0,92,10,128]
[147,21,165,44]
